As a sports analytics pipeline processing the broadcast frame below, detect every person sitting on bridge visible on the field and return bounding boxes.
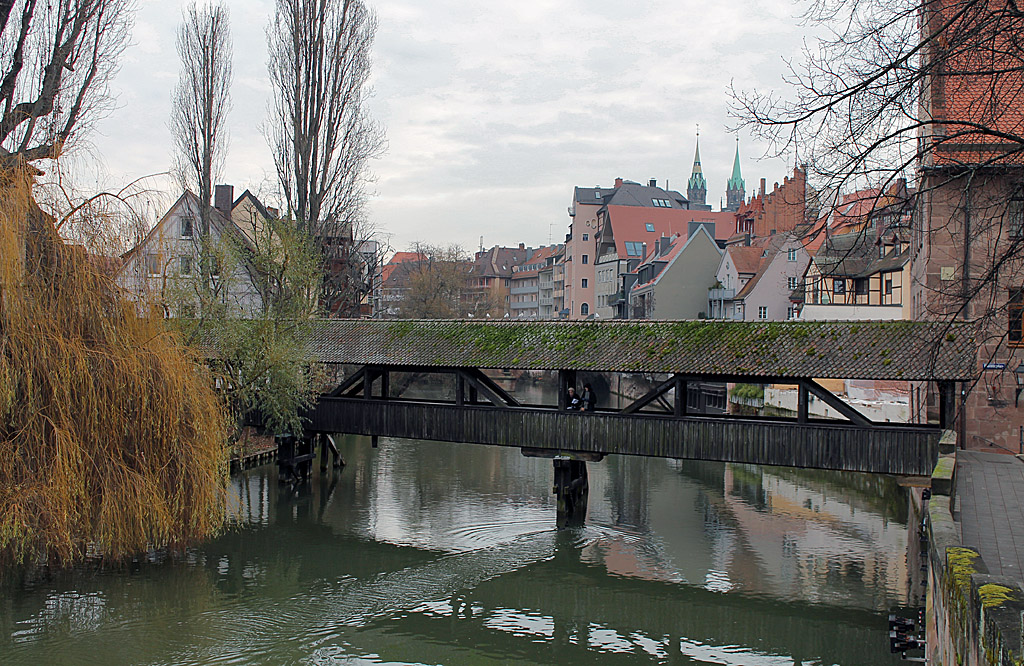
[580,383,597,412]
[566,387,581,410]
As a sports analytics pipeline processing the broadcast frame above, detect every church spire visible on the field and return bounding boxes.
[725,137,746,212]
[687,127,707,208]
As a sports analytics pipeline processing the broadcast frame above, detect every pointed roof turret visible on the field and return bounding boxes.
[687,134,707,192]
[728,137,745,191]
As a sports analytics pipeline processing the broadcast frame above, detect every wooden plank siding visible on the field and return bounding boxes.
[307,398,939,476]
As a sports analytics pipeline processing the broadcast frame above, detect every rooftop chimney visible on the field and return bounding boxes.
[615,177,623,188]
[214,184,234,214]
[760,178,766,197]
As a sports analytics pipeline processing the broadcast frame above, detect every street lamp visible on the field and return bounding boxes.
[1014,363,1024,407]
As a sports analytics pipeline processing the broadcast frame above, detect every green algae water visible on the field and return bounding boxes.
[1,381,920,665]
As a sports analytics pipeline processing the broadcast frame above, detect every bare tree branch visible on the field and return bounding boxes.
[170,2,231,237]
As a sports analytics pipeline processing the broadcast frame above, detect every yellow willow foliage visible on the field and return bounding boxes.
[0,172,229,565]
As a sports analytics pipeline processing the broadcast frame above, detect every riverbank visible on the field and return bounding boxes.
[926,440,1024,664]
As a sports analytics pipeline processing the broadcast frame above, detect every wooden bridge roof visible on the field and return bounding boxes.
[303,319,976,381]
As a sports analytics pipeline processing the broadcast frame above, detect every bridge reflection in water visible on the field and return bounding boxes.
[2,431,918,664]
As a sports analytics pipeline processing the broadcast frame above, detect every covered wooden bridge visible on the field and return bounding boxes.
[297,319,974,482]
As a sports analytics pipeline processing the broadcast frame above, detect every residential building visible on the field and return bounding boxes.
[626,225,723,319]
[117,186,265,317]
[802,227,912,321]
[537,244,564,318]
[467,244,535,316]
[590,188,736,319]
[708,234,810,321]
[378,251,426,317]
[510,245,561,318]
[734,167,812,239]
[565,184,615,318]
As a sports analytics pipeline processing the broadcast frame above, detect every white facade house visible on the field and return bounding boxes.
[116,187,266,317]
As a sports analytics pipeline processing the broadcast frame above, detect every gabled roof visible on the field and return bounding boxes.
[117,190,260,279]
[630,226,722,292]
[601,207,736,257]
[511,245,560,280]
[381,252,427,283]
[471,245,534,278]
[573,186,616,205]
[603,181,688,208]
[813,229,910,279]
[726,246,764,275]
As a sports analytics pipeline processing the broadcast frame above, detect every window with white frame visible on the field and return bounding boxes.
[787,248,797,261]
[181,216,194,238]
[787,276,798,290]
[758,306,768,319]
[179,255,192,275]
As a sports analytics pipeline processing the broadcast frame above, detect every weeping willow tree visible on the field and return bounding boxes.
[0,171,230,565]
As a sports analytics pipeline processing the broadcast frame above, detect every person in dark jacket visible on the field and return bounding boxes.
[566,387,581,410]
[580,383,597,412]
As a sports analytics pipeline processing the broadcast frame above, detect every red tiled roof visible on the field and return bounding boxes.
[603,207,734,256]
[511,245,559,280]
[727,246,765,275]
[381,252,426,283]
[929,1,1024,167]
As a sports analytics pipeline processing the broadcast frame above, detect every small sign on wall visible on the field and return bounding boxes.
[984,363,1006,370]
[940,266,956,281]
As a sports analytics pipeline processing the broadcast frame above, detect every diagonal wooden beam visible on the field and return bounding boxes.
[802,379,872,426]
[622,376,677,415]
[457,370,515,409]
[328,365,369,397]
[465,368,522,407]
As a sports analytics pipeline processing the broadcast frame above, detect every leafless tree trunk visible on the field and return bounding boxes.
[266,0,386,315]
[0,0,132,169]
[170,2,231,238]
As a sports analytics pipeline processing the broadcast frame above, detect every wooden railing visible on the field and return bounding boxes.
[306,397,940,476]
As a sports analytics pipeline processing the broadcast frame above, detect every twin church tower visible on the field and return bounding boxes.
[685,133,746,213]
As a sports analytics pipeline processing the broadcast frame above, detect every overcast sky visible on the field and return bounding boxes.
[88,0,810,255]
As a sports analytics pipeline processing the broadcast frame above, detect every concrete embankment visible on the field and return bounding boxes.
[926,433,1024,665]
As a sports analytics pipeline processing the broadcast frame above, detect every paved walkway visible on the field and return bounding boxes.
[956,450,1024,581]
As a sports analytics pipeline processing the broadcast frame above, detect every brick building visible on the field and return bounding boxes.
[911,0,1024,448]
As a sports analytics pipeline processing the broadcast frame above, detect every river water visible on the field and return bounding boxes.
[2,381,921,665]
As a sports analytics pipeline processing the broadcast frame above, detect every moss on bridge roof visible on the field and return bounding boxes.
[305,319,976,381]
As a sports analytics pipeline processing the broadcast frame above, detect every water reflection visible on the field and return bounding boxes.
[2,427,917,665]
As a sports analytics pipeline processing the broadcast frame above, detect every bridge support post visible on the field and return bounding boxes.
[553,458,588,528]
[797,383,809,423]
[674,374,687,417]
[938,381,956,429]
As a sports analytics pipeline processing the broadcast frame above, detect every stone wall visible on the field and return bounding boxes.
[926,450,1024,665]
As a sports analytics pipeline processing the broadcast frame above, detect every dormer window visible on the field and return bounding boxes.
[652,199,671,208]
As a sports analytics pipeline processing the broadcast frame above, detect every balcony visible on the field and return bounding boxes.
[708,288,736,300]
[539,295,553,306]
[510,285,537,295]
[510,300,539,310]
